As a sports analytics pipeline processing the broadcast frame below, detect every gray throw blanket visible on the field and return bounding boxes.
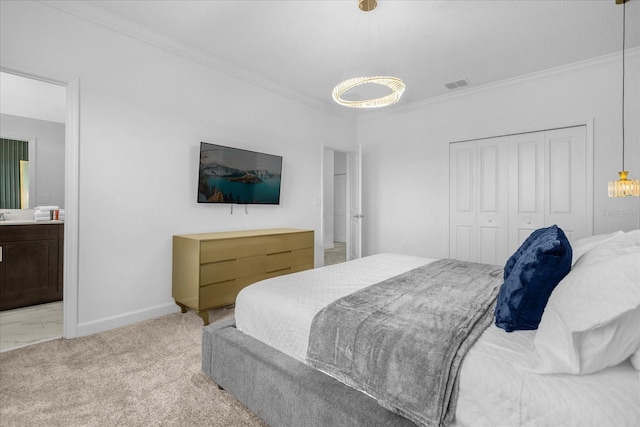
[306,259,502,427]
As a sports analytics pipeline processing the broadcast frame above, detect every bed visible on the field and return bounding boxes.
[202,228,640,426]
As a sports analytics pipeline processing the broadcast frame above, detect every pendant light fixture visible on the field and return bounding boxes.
[608,0,640,197]
[332,0,405,109]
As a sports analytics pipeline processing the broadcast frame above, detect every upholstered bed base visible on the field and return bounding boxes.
[202,317,416,427]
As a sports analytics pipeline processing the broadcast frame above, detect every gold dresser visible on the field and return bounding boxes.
[172,228,314,324]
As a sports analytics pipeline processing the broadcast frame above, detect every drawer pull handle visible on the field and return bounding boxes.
[268,250,293,256]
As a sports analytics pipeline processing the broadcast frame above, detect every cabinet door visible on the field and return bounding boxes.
[0,239,60,310]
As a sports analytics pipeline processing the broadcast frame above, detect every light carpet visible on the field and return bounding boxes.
[0,307,267,427]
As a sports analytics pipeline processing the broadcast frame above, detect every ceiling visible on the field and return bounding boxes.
[43,0,640,115]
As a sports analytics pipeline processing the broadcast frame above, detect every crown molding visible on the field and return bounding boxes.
[33,1,639,125]
[38,1,357,122]
[360,47,640,123]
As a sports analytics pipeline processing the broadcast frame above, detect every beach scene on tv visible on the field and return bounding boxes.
[198,143,282,205]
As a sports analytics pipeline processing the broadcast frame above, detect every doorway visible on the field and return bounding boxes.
[322,148,348,266]
[0,70,79,348]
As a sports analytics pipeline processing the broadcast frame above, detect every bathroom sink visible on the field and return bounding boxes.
[0,220,36,225]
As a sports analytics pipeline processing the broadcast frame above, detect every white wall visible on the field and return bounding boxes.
[359,51,640,259]
[1,113,66,208]
[0,1,356,335]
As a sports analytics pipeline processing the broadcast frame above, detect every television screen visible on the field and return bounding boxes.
[198,142,283,205]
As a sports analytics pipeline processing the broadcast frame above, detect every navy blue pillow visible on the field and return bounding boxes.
[503,226,548,280]
[495,225,572,332]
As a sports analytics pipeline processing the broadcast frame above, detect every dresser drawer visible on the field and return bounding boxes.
[200,254,266,285]
[267,232,313,254]
[266,262,314,279]
[266,248,313,272]
[199,273,267,308]
[200,236,267,263]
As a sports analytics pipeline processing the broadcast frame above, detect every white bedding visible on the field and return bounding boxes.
[236,253,434,361]
[235,253,640,426]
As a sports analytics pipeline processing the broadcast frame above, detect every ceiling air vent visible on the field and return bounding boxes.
[444,79,471,90]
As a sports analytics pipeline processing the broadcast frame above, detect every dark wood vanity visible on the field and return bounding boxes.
[0,223,63,311]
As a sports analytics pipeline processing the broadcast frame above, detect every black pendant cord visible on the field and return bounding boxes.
[622,1,626,172]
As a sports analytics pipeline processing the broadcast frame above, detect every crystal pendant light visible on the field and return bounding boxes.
[608,0,640,197]
[332,0,405,109]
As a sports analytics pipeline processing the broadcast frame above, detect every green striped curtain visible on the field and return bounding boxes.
[1,138,29,209]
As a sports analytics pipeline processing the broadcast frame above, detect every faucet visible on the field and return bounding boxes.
[0,212,6,221]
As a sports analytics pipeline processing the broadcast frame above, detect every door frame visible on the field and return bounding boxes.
[347,144,362,261]
[320,144,359,266]
[1,67,80,338]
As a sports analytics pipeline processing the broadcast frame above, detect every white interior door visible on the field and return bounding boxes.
[508,131,545,250]
[544,126,588,242]
[449,142,477,262]
[333,174,347,242]
[476,138,509,265]
[450,125,589,264]
[347,145,362,260]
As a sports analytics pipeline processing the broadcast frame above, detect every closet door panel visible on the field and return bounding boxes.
[478,226,501,265]
[509,132,545,251]
[449,143,476,261]
[548,138,571,214]
[454,226,475,262]
[449,125,589,263]
[477,138,509,265]
[545,126,587,242]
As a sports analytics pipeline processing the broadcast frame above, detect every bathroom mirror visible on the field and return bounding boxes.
[0,72,66,209]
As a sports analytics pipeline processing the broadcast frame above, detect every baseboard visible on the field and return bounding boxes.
[75,302,180,337]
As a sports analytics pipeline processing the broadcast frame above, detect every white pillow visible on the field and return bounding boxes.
[573,232,636,268]
[626,229,640,246]
[570,230,624,266]
[630,348,640,371]
[528,246,640,374]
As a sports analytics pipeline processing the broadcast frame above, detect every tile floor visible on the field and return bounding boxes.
[0,301,63,353]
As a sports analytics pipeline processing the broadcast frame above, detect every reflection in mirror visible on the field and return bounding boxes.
[1,71,66,209]
[20,160,29,208]
[0,138,28,209]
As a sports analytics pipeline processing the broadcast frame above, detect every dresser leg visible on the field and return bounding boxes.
[197,310,209,326]
[175,301,188,314]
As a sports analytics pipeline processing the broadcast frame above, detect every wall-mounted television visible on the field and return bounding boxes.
[198,142,283,205]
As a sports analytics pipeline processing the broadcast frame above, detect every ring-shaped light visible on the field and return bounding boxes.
[332,76,405,109]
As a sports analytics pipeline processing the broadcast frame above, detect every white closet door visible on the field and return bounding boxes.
[450,125,588,263]
[544,126,588,242]
[476,138,509,265]
[449,142,476,262]
[508,131,545,251]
